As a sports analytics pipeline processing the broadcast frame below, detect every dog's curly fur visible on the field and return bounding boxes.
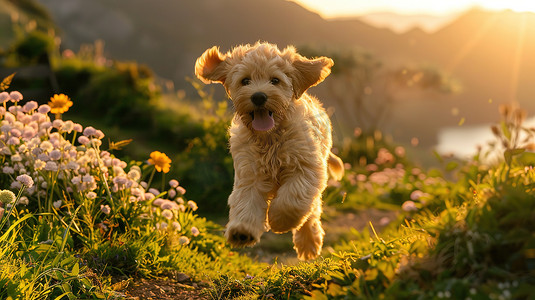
[195,42,343,260]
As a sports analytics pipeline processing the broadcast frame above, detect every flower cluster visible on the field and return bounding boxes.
[0,92,147,204]
[0,90,202,244]
[149,179,201,243]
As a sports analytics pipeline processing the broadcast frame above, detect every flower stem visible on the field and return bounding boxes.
[147,168,156,189]
[0,186,26,233]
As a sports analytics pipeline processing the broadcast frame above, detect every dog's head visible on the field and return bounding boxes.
[195,42,333,132]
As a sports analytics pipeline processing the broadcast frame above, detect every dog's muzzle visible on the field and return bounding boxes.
[249,92,274,131]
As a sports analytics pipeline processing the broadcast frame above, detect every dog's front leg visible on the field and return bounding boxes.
[225,171,270,247]
[268,165,326,233]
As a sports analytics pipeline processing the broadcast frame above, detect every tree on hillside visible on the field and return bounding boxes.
[301,46,460,133]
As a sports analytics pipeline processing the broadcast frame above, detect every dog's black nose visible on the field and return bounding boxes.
[251,92,267,106]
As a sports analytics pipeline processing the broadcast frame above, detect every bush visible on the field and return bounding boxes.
[174,89,234,214]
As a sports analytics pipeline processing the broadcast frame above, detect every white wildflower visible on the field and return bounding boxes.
[169,179,179,188]
[44,161,58,171]
[100,205,111,215]
[161,209,174,220]
[16,174,34,188]
[0,190,16,204]
[178,236,190,245]
[187,200,198,211]
[53,200,62,209]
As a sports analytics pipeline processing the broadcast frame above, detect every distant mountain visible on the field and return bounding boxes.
[355,11,459,33]
[34,0,535,148]
[37,0,400,83]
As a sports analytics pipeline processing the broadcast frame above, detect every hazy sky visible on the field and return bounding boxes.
[291,0,535,17]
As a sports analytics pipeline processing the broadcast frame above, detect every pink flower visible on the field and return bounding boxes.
[100,205,111,215]
[49,149,62,160]
[395,146,406,157]
[410,190,424,201]
[22,101,38,112]
[73,123,83,132]
[178,236,190,245]
[176,186,186,195]
[149,188,160,196]
[0,92,10,103]
[169,179,179,188]
[9,91,22,102]
[44,161,58,171]
[22,127,36,140]
[161,209,173,220]
[187,200,198,211]
[161,200,179,210]
[152,198,165,207]
[78,136,90,145]
[52,119,64,129]
[7,137,20,145]
[83,126,97,137]
[16,174,34,188]
[10,128,21,138]
[38,105,51,114]
[401,200,418,212]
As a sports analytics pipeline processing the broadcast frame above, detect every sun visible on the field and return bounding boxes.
[479,0,535,13]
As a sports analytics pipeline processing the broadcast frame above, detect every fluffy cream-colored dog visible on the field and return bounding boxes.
[195,42,343,260]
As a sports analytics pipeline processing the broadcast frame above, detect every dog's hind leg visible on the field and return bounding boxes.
[292,200,324,260]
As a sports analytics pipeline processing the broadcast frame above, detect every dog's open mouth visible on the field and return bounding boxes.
[250,109,274,131]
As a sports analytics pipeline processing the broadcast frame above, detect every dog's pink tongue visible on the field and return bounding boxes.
[252,110,274,131]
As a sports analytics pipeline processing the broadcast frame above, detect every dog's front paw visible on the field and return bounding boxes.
[225,224,260,247]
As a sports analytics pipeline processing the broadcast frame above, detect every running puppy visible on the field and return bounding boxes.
[195,42,343,260]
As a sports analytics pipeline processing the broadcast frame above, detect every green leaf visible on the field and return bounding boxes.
[504,148,525,165]
[445,161,459,172]
[61,282,72,293]
[364,268,378,281]
[504,150,513,165]
[54,291,72,300]
[501,120,511,140]
[69,263,79,276]
[517,152,535,165]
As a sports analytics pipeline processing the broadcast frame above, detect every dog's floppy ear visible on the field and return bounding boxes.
[195,46,227,84]
[291,54,333,99]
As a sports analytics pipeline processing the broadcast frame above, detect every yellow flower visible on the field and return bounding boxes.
[148,151,172,173]
[48,94,73,114]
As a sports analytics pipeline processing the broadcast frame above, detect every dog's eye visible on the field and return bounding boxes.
[270,78,280,85]
[241,78,251,86]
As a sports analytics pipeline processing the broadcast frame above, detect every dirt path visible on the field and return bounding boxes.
[120,277,208,300]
